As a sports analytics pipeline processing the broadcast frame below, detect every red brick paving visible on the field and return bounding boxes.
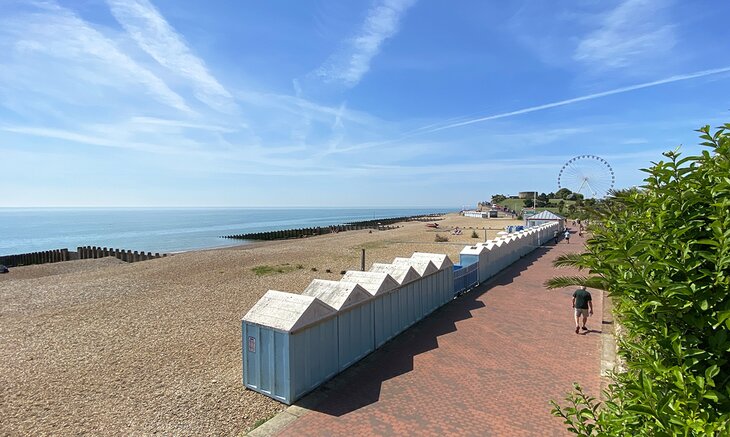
[276,231,601,436]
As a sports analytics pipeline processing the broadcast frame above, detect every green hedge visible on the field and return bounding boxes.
[546,124,730,436]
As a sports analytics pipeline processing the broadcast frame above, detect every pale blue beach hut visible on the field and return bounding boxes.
[504,234,519,265]
[340,270,400,349]
[370,263,420,343]
[410,252,454,309]
[460,243,493,284]
[490,238,510,272]
[242,290,337,404]
[302,279,373,372]
[392,257,438,322]
[515,231,529,258]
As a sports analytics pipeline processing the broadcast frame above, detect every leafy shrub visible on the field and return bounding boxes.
[547,124,730,435]
[434,234,449,242]
[471,230,479,238]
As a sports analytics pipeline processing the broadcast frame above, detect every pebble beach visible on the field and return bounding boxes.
[1,213,521,436]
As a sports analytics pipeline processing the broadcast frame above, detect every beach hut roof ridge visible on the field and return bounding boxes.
[369,263,420,285]
[242,290,336,332]
[410,252,453,269]
[392,257,438,276]
[340,271,399,295]
[302,279,371,311]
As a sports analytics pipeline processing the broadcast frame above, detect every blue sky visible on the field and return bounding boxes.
[1,0,729,208]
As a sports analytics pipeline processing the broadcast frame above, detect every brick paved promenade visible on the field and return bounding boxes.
[273,232,602,436]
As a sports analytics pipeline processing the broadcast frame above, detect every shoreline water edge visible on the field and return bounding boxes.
[0,207,454,257]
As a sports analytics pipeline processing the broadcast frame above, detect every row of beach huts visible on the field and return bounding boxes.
[241,221,561,404]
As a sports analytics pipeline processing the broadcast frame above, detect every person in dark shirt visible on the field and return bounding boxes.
[572,286,593,334]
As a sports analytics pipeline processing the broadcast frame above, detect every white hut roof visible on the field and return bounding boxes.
[392,257,437,276]
[340,271,399,296]
[529,210,565,220]
[410,252,453,270]
[302,279,371,311]
[370,263,420,285]
[242,290,335,333]
[460,245,488,255]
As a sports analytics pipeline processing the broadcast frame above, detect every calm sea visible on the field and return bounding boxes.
[0,207,453,256]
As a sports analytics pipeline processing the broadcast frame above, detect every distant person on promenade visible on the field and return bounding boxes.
[553,230,559,244]
[564,229,570,243]
[572,286,593,333]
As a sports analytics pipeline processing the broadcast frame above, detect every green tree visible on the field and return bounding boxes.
[547,124,730,436]
[523,198,534,207]
[491,194,507,204]
[557,200,565,213]
[555,188,573,199]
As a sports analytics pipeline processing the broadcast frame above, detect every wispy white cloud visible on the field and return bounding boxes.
[2,126,178,153]
[235,89,383,127]
[0,3,191,113]
[107,0,236,112]
[422,66,730,133]
[574,0,676,70]
[325,103,347,154]
[315,0,417,87]
[620,138,649,145]
[129,116,236,133]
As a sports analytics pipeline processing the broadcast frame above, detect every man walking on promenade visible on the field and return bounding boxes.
[572,286,593,333]
[564,229,570,243]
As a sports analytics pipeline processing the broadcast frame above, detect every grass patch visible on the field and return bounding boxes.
[252,263,297,276]
[357,240,391,250]
[249,413,277,431]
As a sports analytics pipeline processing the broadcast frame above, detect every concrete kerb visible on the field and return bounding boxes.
[245,410,298,437]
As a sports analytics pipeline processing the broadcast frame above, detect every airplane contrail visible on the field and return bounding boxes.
[423,66,730,133]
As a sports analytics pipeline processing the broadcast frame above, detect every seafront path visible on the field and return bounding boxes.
[252,232,604,436]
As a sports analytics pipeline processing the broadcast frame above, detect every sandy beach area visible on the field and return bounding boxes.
[0,213,521,435]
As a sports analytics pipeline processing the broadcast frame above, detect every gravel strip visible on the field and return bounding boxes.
[0,214,521,435]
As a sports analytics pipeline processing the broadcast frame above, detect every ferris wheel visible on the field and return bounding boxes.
[558,155,615,198]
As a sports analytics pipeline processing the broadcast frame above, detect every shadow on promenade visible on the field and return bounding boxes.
[295,242,556,417]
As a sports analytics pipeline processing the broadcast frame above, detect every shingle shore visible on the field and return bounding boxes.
[0,213,521,435]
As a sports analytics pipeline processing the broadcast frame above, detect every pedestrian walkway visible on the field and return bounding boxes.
[269,232,602,436]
